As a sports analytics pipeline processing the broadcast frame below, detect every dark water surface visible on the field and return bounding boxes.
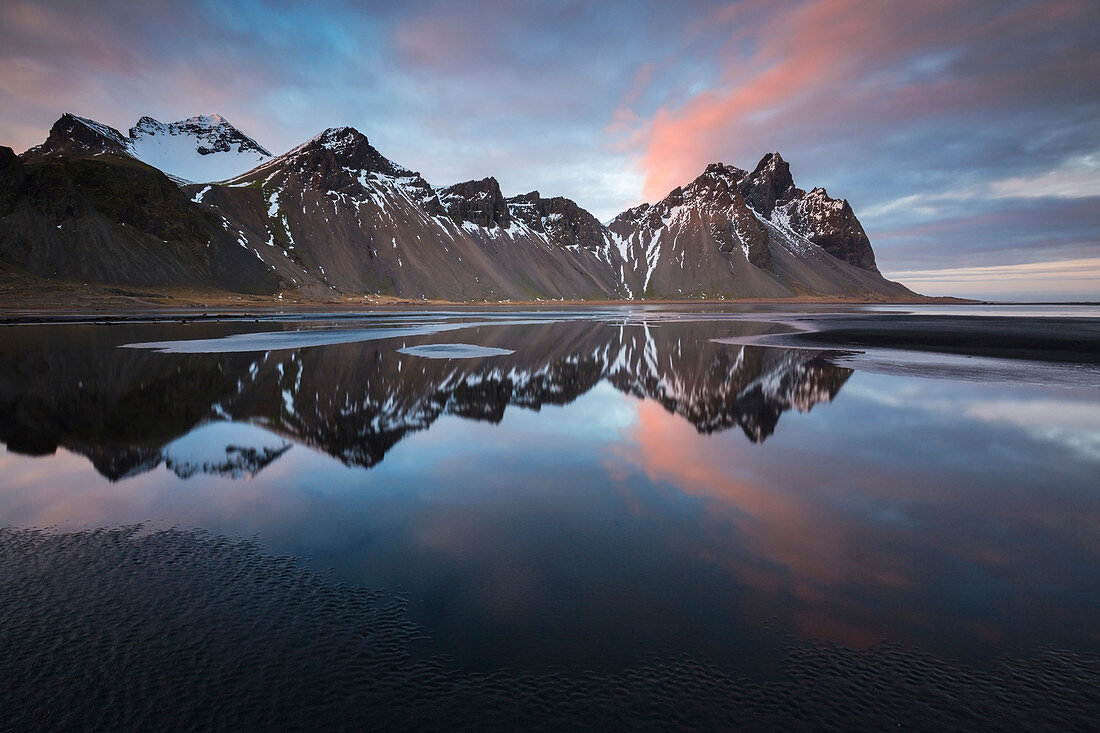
[2,306,1098,729]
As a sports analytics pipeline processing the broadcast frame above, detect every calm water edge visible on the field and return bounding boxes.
[2,305,1098,729]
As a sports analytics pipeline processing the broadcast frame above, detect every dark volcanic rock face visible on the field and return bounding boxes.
[243,127,444,215]
[439,177,511,228]
[0,152,278,293]
[736,153,878,272]
[507,191,609,251]
[0,146,18,172]
[775,188,878,272]
[738,152,800,218]
[21,114,131,162]
[0,146,23,208]
[302,128,417,178]
[705,161,749,182]
[692,164,770,267]
[0,146,18,169]
[607,162,792,298]
[505,191,545,229]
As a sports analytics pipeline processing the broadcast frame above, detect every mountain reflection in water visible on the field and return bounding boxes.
[0,312,1098,688]
[0,320,850,480]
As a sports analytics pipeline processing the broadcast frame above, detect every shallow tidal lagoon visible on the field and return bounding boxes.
[2,305,1098,729]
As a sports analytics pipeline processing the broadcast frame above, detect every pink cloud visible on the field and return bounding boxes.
[621,0,1100,200]
[628,0,942,197]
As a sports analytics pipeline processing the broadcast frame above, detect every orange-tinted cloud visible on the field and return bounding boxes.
[625,0,1099,201]
[630,0,950,198]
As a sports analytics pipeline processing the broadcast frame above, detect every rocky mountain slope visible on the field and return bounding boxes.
[0,144,277,293]
[607,156,905,299]
[197,128,626,300]
[2,112,919,301]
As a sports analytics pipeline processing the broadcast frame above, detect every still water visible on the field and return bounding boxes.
[1,306,1098,726]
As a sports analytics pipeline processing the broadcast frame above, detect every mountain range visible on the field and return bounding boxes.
[0,112,918,301]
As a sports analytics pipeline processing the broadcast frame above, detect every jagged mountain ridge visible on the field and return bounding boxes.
[20,114,132,160]
[740,153,879,272]
[4,112,918,300]
[200,127,627,300]
[606,156,903,299]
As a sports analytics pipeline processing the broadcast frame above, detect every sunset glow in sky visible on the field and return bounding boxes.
[1,0,1098,300]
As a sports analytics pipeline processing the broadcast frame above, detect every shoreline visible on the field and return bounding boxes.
[0,295,970,324]
[0,280,973,318]
[748,312,1100,365]
[2,295,1096,367]
[3,292,1097,327]
[0,266,969,313]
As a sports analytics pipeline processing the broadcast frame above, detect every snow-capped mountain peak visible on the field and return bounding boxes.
[128,114,272,183]
[313,126,364,152]
[265,126,421,183]
[186,113,227,126]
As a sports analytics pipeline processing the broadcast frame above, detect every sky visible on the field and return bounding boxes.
[1,0,1098,300]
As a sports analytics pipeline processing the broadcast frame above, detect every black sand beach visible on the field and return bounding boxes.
[3,526,1097,731]
[762,314,1100,364]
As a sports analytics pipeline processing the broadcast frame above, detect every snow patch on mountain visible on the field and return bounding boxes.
[129,115,272,183]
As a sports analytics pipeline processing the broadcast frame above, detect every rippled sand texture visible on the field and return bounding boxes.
[2,526,1096,730]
